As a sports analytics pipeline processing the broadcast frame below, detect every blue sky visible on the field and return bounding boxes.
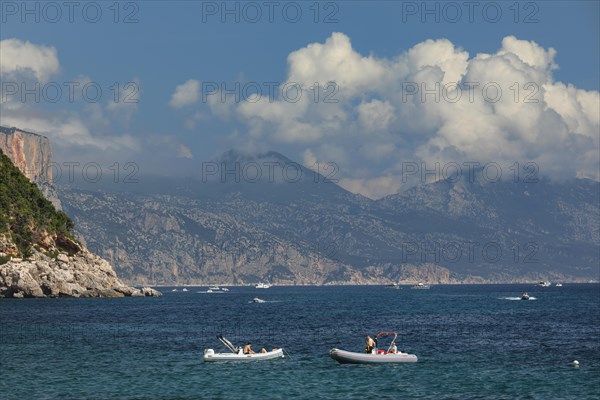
[1,1,599,197]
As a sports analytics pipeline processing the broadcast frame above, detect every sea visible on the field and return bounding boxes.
[1,284,599,400]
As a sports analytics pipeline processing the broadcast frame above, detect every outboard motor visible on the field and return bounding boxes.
[204,349,215,357]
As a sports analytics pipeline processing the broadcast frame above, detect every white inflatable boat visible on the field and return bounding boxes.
[329,348,418,364]
[203,335,284,362]
[329,332,417,364]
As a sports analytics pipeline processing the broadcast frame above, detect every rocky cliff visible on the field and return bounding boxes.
[1,249,161,298]
[0,141,160,298]
[0,126,61,209]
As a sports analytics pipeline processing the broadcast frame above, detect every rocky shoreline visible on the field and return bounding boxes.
[0,249,161,299]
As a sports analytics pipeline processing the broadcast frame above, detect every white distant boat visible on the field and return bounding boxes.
[209,286,221,291]
[555,283,563,287]
[203,335,284,362]
[252,297,266,303]
[538,281,551,287]
[386,283,401,289]
[521,292,530,300]
[182,288,189,292]
[171,288,178,292]
[221,288,229,292]
[255,283,272,289]
[411,283,431,289]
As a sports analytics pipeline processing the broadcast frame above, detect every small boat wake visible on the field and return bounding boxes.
[198,286,230,294]
[198,290,227,294]
[500,296,537,301]
[248,298,282,303]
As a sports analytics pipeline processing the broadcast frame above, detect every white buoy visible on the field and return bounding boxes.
[572,360,579,367]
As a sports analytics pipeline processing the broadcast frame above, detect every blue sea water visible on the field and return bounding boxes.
[1,284,599,400]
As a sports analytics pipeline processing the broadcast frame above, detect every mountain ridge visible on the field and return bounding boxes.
[3,126,596,286]
[58,149,599,285]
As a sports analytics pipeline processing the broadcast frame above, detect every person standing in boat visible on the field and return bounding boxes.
[365,335,376,354]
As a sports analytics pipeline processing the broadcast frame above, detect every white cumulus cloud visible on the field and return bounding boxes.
[169,79,200,108]
[214,33,598,198]
[357,99,396,132]
[0,38,60,82]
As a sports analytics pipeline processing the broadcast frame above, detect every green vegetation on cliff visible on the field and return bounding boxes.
[0,149,75,258]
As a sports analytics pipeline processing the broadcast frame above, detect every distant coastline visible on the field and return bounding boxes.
[146,280,600,287]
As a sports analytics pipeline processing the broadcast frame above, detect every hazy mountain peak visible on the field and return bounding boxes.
[216,149,294,165]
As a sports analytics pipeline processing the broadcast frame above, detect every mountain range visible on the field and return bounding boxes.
[56,149,599,285]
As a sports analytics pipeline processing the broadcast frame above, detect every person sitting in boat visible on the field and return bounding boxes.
[243,342,255,354]
[365,335,376,354]
[387,343,398,354]
[243,342,267,354]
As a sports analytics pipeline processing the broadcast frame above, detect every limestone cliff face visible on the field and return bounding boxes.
[0,249,161,298]
[0,126,61,209]
[0,127,161,298]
